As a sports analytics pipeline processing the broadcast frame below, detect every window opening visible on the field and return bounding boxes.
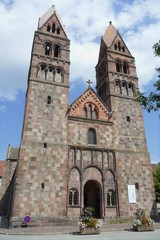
[118,41,121,51]
[47,96,51,104]
[88,128,96,145]
[115,81,121,94]
[116,61,121,72]
[88,104,92,118]
[114,44,117,50]
[83,107,87,118]
[128,83,134,96]
[41,65,45,71]
[52,23,56,33]
[57,28,60,34]
[41,183,45,189]
[45,42,52,55]
[49,67,53,72]
[107,189,116,206]
[57,68,61,74]
[127,116,130,122]
[38,64,46,79]
[122,82,127,95]
[123,62,128,74]
[69,188,78,205]
[54,44,60,58]
[44,143,47,148]
[47,25,51,32]
[122,46,125,52]
[93,109,98,119]
[135,183,139,190]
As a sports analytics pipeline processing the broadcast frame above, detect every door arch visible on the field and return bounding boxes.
[84,180,101,218]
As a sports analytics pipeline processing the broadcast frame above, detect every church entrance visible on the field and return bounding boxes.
[84,180,101,218]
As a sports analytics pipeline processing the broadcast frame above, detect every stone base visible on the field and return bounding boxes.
[80,227,101,235]
[133,224,154,232]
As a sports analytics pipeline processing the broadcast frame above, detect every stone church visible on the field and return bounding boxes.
[0,6,156,227]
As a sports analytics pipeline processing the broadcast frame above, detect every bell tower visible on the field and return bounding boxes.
[96,22,155,217]
[96,21,138,107]
[10,6,70,226]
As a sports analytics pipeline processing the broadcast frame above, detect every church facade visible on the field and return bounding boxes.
[6,6,156,226]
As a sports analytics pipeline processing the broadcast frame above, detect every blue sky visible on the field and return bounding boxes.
[0,0,160,163]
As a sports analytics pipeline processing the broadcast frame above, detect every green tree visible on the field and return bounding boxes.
[153,163,160,202]
[139,41,160,112]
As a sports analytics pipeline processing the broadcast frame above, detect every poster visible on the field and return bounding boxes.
[128,185,136,203]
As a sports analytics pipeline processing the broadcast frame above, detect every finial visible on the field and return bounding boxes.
[109,21,112,25]
[86,79,92,88]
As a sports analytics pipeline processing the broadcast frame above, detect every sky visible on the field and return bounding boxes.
[0,0,159,163]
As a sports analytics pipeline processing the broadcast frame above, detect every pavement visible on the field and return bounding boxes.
[0,221,160,235]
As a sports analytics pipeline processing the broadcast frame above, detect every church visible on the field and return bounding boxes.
[1,6,156,227]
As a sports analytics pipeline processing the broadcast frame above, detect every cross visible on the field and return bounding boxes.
[86,79,92,88]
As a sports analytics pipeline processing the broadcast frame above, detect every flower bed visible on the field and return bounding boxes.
[132,209,155,232]
[78,208,102,235]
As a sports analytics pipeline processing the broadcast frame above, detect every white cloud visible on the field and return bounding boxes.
[0,0,160,101]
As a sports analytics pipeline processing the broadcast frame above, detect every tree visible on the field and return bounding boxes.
[153,163,160,202]
[139,41,160,112]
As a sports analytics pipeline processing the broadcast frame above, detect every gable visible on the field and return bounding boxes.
[68,88,111,121]
[38,6,68,39]
[110,33,132,56]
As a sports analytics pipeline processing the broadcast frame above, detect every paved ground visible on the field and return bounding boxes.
[0,222,132,235]
[0,221,160,236]
[0,230,160,240]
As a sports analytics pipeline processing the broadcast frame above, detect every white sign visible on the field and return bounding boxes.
[128,185,136,203]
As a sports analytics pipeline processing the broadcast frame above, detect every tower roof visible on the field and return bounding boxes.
[38,5,65,30]
[102,21,118,47]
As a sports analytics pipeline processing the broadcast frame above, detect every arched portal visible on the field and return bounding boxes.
[84,180,101,218]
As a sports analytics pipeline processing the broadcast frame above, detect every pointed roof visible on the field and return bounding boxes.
[38,5,65,31]
[102,21,118,47]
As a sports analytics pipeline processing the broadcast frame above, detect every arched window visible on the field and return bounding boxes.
[88,128,96,145]
[45,42,52,56]
[122,46,125,52]
[115,81,121,94]
[47,25,51,32]
[55,68,63,82]
[93,108,98,119]
[123,62,129,74]
[54,44,60,58]
[88,104,92,118]
[47,66,55,81]
[69,188,78,205]
[38,64,46,79]
[116,61,121,72]
[52,23,56,33]
[107,189,116,206]
[128,83,134,96]
[118,41,121,51]
[57,27,60,35]
[122,82,127,95]
[83,107,87,118]
[114,44,117,50]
